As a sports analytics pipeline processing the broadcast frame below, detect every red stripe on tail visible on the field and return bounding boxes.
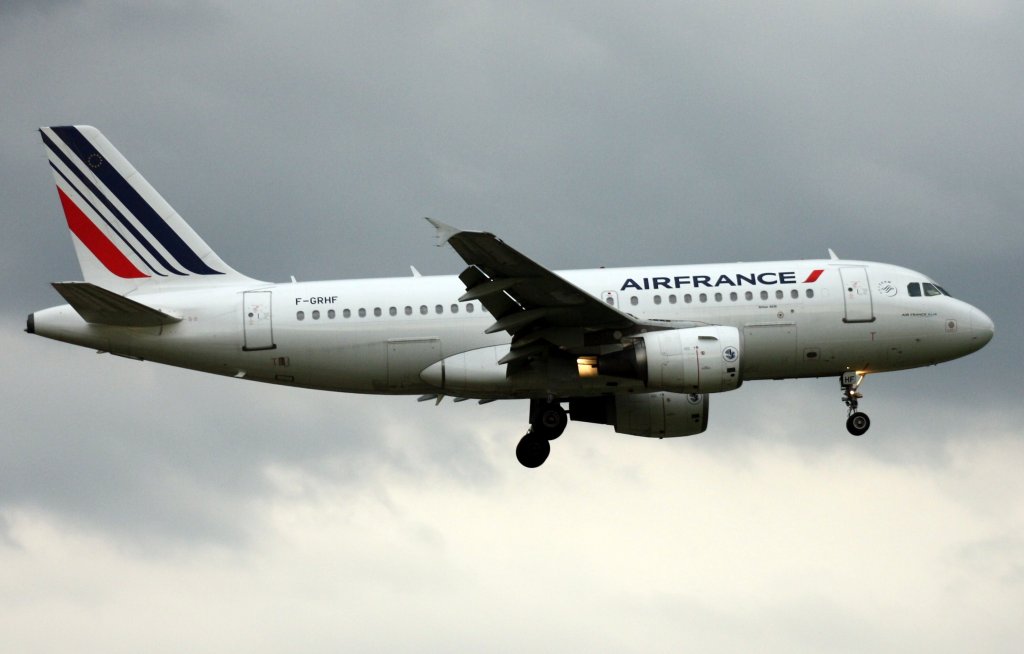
[804,269,824,283]
[57,188,148,279]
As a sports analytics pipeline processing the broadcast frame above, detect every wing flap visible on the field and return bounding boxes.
[436,223,636,336]
[52,282,182,327]
[429,220,705,370]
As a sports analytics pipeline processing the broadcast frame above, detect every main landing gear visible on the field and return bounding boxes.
[841,371,871,436]
[516,399,567,468]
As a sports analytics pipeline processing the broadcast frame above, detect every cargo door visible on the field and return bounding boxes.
[742,323,797,377]
[387,338,441,390]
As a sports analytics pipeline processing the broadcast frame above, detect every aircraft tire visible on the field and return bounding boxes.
[533,403,568,440]
[516,433,551,468]
[846,412,870,436]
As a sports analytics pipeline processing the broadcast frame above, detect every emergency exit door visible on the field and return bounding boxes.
[243,291,276,351]
[839,267,875,323]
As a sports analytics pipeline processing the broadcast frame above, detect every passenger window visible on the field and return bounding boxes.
[420,305,428,315]
[389,307,397,316]
[745,291,753,301]
[358,308,366,318]
[435,304,443,314]
[908,283,921,297]
[791,289,799,299]
[312,310,320,320]
[729,292,738,301]
[714,292,722,302]
[373,308,382,317]
[466,303,475,313]
[760,290,768,301]
[806,289,814,299]
[605,296,614,305]
[296,311,305,321]
[405,306,412,316]
[699,293,708,303]
[343,309,351,318]
[684,294,692,304]
[923,283,942,297]
[451,304,459,314]
[328,309,336,319]
[669,294,677,304]
[654,295,662,305]
[630,296,639,306]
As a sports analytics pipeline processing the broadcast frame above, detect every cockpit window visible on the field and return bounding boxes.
[909,282,951,298]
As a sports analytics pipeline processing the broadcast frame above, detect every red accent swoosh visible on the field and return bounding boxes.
[57,187,148,278]
[804,269,824,283]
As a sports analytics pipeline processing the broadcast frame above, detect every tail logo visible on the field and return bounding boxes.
[42,126,223,279]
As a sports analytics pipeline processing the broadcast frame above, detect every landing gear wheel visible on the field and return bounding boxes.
[536,405,569,440]
[516,433,551,468]
[846,411,870,436]
[840,372,870,436]
[533,403,568,440]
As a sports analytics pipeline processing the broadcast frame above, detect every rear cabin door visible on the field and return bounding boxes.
[243,291,276,351]
[839,267,875,323]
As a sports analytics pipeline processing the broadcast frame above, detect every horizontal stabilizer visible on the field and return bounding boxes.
[52,282,182,327]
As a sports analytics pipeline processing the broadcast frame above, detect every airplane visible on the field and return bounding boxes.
[26,126,995,467]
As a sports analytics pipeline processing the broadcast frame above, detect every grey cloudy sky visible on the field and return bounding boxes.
[2,2,1022,652]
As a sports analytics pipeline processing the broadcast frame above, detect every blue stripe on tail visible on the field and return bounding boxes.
[51,126,222,276]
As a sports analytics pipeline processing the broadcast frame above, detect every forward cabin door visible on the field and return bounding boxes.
[243,291,276,351]
[839,267,875,323]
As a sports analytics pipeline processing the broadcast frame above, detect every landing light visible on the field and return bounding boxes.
[577,356,599,378]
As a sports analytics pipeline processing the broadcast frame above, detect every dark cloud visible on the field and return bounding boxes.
[0,3,1021,649]
[1,318,502,547]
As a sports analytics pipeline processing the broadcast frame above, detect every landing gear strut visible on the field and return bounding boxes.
[516,399,567,468]
[841,371,870,436]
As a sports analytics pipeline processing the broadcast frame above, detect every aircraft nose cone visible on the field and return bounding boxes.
[970,308,994,349]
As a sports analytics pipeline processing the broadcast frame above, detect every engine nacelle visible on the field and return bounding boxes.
[599,326,742,394]
[570,392,709,438]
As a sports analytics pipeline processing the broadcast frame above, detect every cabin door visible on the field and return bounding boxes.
[243,291,276,351]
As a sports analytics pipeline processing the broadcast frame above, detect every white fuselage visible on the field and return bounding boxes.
[31,258,993,399]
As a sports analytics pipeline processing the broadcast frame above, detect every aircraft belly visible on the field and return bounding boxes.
[262,322,502,393]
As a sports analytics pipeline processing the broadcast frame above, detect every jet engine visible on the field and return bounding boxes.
[598,326,742,394]
[570,391,709,438]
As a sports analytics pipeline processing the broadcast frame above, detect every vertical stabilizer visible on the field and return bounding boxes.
[40,125,253,293]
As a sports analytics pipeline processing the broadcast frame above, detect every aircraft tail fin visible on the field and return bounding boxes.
[40,125,252,293]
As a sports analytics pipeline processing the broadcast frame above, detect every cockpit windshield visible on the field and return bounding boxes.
[907,282,952,298]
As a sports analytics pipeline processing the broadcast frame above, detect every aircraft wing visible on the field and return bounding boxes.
[428,219,684,365]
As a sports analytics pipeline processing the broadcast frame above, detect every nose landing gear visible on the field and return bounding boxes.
[515,399,567,468]
[841,371,870,436]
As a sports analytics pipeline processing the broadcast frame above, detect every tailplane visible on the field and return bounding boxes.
[40,125,252,292]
